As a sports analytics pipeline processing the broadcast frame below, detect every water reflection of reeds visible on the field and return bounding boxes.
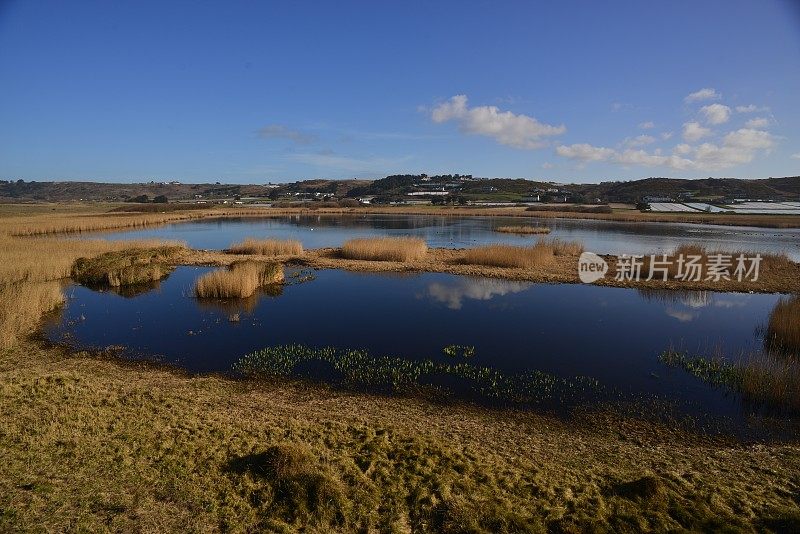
[195,284,283,315]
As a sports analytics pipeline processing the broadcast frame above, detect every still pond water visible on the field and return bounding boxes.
[47,265,787,426]
[99,214,800,259]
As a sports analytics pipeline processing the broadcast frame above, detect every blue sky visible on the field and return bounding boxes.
[1,0,799,183]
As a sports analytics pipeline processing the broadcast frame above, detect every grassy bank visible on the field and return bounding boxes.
[1,339,799,532]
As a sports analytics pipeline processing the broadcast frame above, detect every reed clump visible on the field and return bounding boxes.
[340,237,428,262]
[765,296,800,355]
[463,238,583,268]
[0,235,186,285]
[0,281,64,349]
[194,261,284,299]
[228,238,303,256]
[495,225,551,235]
[71,246,186,287]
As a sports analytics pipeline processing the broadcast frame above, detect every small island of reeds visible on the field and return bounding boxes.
[494,225,551,235]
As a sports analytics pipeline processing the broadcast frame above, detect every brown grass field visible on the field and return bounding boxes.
[494,225,551,234]
[228,238,303,256]
[194,261,284,298]
[341,236,428,262]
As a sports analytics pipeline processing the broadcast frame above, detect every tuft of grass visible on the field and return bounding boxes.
[463,238,583,268]
[228,238,303,256]
[194,262,284,299]
[341,237,427,262]
[71,246,186,288]
[659,349,800,413]
[225,443,348,527]
[494,225,551,235]
[765,296,800,355]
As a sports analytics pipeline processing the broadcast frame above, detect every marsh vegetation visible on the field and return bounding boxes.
[71,246,186,287]
[228,238,303,256]
[660,350,800,414]
[765,296,800,355]
[341,236,428,262]
[462,238,583,268]
[234,344,602,405]
[494,225,551,234]
[194,261,284,299]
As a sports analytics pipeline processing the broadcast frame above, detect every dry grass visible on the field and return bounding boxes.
[341,237,428,262]
[228,238,303,256]
[643,244,795,280]
[740,353,800,413]
[194,261,284,299]
[494,225,551,235]
[0,281,64,349]
[463,238,584,268]
[766,296,800,355]
[0,235,186,286]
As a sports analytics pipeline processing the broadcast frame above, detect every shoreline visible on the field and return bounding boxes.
[3,203,800,236]
[2,337,799,530]
[180,246,800,294]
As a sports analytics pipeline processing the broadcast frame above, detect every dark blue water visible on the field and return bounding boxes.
[47,266,785,422]
[94,214,800,259]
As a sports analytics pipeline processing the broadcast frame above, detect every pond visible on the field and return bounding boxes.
[47,265,789,429]
[97,214,800,259]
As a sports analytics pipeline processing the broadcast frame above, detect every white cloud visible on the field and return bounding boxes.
[735,104,769,113]
[556,143,615,161]
[541,162,554,169]
[424,279,531,310]
[430,95,565,149]
[639,121,655,129]
[661,131,674,140]
[682,121,712,142]
[792,153,800,160]
[744,117,769,128]
[555,128,774,172]
[700,103,731,125]
[723,128,774,150]
[623,134,656,148]
[685,88,720,103]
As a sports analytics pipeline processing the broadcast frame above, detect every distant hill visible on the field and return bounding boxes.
[1,176,798,203]
[574,177,800,203]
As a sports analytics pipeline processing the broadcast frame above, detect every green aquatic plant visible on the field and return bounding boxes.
[659,350,800,413]
[234,344,601,405]
[442,344,475,358]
